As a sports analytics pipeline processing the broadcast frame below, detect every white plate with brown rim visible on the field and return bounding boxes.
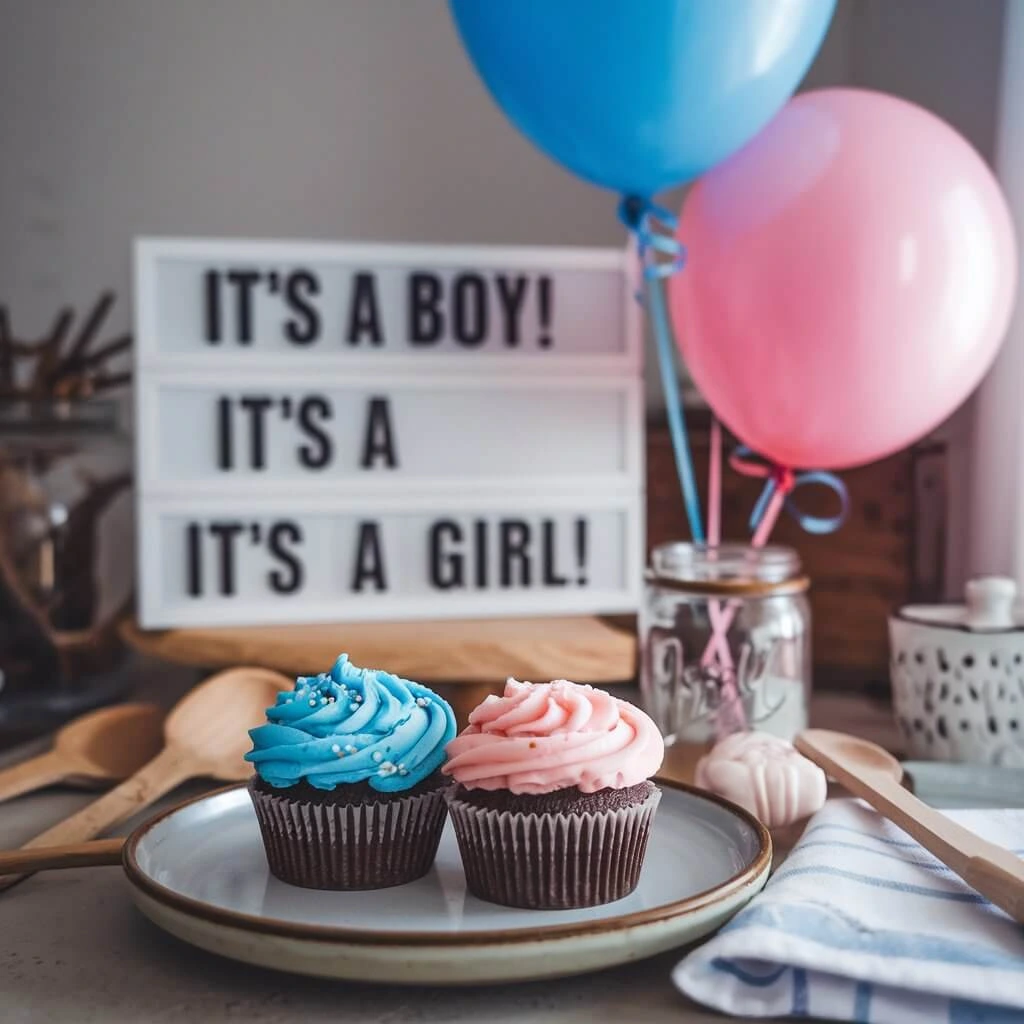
[124,779,771,985]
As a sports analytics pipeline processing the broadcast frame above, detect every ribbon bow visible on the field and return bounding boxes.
[618,196,687,281]
[730,446,849,537]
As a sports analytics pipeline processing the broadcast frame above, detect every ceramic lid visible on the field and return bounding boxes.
[900,576,1023,632]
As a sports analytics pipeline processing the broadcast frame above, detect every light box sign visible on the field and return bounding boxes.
[140,495,637,627]
[135,240,637,366]
[135,238,643,628]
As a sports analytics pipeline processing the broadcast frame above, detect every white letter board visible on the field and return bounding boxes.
[134,238,643,628]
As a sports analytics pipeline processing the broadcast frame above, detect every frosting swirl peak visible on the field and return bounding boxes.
[443,679,664,794]
[245,655,456,792]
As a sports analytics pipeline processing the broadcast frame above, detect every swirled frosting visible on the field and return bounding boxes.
[245,654,456,792]
[443,678,664,794]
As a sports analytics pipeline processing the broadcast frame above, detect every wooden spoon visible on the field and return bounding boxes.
[0,704,165,804]
[0,665,287,893]
[796,729,1024,924]
[0,838,124,874]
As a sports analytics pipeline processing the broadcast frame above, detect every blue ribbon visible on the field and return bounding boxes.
[619,196,705,543]
[733,446,849,536]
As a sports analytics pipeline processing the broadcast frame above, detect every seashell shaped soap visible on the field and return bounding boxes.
[695,731,827,828]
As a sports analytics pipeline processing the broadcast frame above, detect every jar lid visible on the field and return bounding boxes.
[647,543,808,596]
[899,576,1023,633]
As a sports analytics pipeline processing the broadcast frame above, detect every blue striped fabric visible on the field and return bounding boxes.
[673,801,1024,1023]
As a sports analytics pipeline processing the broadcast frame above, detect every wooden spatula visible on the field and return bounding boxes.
[0,666,287,893]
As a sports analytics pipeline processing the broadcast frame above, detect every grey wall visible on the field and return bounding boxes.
[0,0,1010,598]
[0,0,649,337]
[1,0,859,387]
[0,0,1005,391]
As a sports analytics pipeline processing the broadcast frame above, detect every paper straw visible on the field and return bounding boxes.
[704,417,734,669]
[707,418,722,547]
[646,270,705,543]
[700,484,787,669]
[704,416,746,735]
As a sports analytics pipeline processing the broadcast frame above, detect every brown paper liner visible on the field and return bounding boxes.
[249,780,448,890]
[446,784,661,909]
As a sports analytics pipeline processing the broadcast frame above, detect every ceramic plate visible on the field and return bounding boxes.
[124,780,770,985]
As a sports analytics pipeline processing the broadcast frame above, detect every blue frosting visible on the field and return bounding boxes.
[245,654,456,792]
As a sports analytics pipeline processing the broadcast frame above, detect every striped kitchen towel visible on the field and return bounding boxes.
[674,800,1024,1023]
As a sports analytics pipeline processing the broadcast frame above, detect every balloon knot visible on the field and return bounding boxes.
[618,196,687,279]
[618,196,649,232]
[773,465,797,493]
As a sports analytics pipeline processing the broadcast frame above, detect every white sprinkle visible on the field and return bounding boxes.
[308,699,317,707]
[372,751,383,763]
[320,697,328,705]
[399,768,408,776]
[350,702,359,712]
[415,697,428,708]
[355,694,363,703]
[345,744,358,754]
[378,761,398,777]
[327,696,335,704]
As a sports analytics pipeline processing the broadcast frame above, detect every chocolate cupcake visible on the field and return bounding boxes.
[443,678,664,909]
[245,654,456,890]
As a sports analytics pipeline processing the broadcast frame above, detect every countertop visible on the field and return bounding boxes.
[0,662,900,1024]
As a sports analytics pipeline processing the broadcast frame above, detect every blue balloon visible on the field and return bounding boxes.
[449,0,836,197]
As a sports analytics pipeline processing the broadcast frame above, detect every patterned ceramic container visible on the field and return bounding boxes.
[889,577,1024,765]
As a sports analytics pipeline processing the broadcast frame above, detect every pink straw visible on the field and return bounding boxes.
[751,484,787,548]
[704,418,745,736]
[704,418,733,670]
[707,418,722,547]
[701,484,787,669]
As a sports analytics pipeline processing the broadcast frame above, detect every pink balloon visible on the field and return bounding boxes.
[670,88,1018,470]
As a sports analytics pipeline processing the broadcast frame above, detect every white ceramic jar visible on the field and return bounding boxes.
[889,577,1024,765]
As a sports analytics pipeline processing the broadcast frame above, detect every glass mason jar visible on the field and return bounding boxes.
[640,543,811,765]
[0,399,131,699]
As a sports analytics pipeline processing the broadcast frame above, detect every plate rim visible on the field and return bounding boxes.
[122,777,771,948]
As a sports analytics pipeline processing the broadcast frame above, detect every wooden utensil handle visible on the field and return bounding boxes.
[797,732,998,875]
[839,768,988,875]
[965,855,1024,923]
[871,779,1024,922]
[796,731,1024,923]
[0,747,189,894]
[0,838,124,873]
[20,747,189,849]
[0,752,67,804]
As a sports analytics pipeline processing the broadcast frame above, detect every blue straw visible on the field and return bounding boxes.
[618,196,705,544]
[645,266,705,543]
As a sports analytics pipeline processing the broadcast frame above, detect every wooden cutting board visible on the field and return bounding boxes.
[121,615,637,723]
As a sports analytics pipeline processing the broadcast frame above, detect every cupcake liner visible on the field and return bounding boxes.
[445,785,661,909]
[249,781,448,890]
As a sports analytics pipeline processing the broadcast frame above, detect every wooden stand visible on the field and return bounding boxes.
[121,615,637,724]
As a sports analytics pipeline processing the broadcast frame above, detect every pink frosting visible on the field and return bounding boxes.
[443,678,664,794]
